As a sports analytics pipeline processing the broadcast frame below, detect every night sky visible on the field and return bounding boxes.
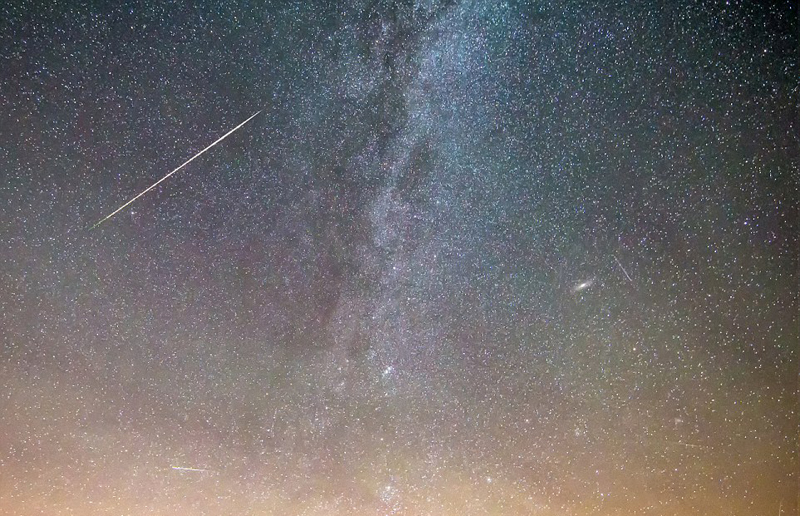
[1,1,797,515]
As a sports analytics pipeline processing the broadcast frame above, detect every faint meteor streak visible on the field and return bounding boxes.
[666,441,709,450]
[171,466,212,473]
[90,110,262,229]
[614,255,633,282]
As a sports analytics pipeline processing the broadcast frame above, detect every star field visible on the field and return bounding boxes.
[0,1,797,515]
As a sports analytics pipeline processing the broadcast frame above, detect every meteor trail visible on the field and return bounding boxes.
[614,255,633,282]
[90,110,262,229]
[171,466,212,473]
[666,441,709,450]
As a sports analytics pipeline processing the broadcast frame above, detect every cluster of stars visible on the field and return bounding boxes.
[0,1,795,515]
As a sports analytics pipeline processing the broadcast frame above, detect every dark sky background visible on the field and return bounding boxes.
[0,1,797,515]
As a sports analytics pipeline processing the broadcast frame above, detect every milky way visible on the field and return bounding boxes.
[0,2,796,515]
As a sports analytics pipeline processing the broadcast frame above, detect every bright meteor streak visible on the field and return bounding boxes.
[90,110,262,229]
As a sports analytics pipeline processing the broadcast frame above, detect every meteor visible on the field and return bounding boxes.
[90,110,262,229]
[613,255,633,282]
[171,466,212,473]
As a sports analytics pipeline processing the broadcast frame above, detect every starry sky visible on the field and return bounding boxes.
[0,1,797,515]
